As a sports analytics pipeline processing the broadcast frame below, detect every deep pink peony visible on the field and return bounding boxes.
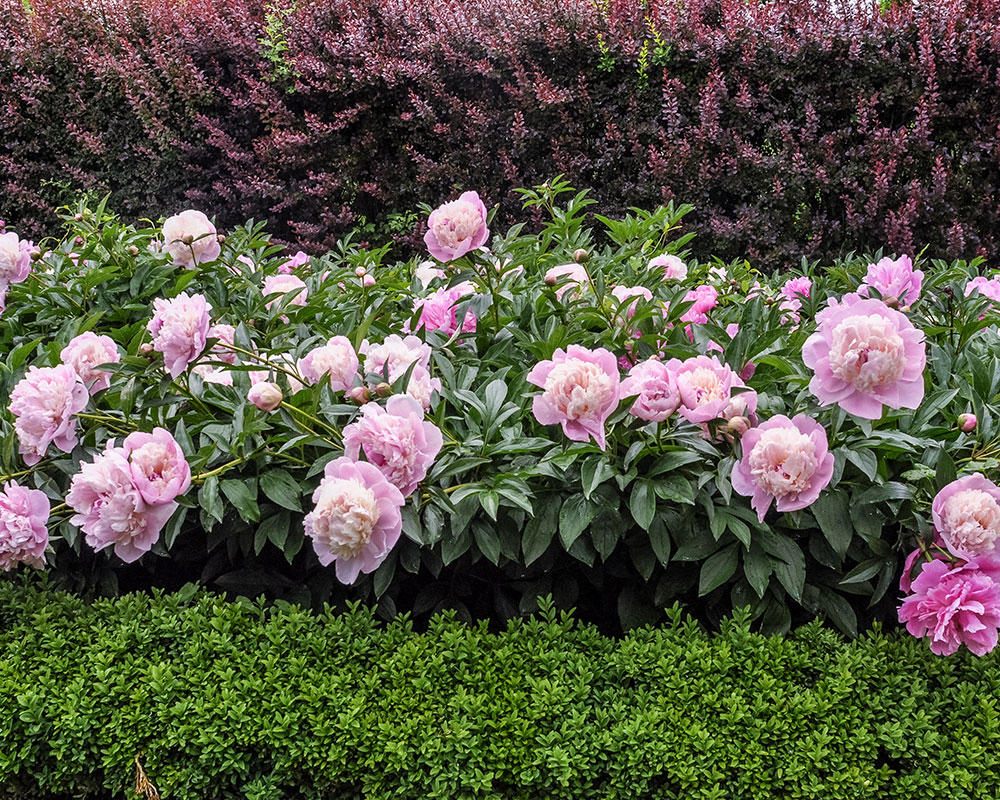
[0,481,50,570]
[60,332,120,394]
[424,191,489,262]
[298,336,359,392]
[305,456,405,584]
[343,395,443,497]
[802,297,925,419]
[859,255,922,305]
[932,474,1000,561]
[669,355,758,425]
[649,254,687,281]
[263,274,308,318]
[0,230,32,285]
[544,263,591,300]
[527,346,620,450]
[407,281,478,335]
[620,359,680,422]
[731,414,834,521]
[121,427,191,505]
[781,277,812,301]
[899,556,1000,656]
[9,365,89,466]
[147,292,213,378]
[67,445,176,563]
[161,210,220,269]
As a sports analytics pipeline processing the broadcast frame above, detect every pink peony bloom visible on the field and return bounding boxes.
[277,250,309,274]
[680,284,719,336]
[208,324,238,365]
[0,230,32,285]
[415,261,446,288]
[305,456,405,584]
[263,274,308,319]
[527,345,621,450]
[192,364,234,386]
[802,297,925,420]
[966,276,1000,303]
[649,254,688,281]
[670,355,758,425]
[401,365,441,412]
[161,210,221,269]
[932,474,1000,561]
[121,427,191,505]
[407,281,478,336]
[544,263,591,300]
[67,446,176,563]
[248,381,283,411]
[361,335,432,380]
[611,285,653,319]
[620,359,680,422]
[343,395,443,497]
[0,481,50,570]
[731,414,834,521]
[147,293,213,378]
[424,191,489,262]
[60,332,120,394]
[781,277,812,301]
[859,255,923,305]
[899,556,1000,656]
[9,365,88,466]
[298,336,359,392]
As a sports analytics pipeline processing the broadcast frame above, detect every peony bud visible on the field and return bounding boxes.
[882,294,899,309]
[573,248,590,264]
[127,245,140,256]
[139,342,154,355]
[347,386,371,405]
[74,236,84,245]
[248,381,282,412]
[217,234,226,244]
[544,274,558,287]
[362,274,375,287]
[181,234,195,245]
[726,416,751,437]
[959,412,977,432]
[375,382,392,398]
[355,266,367,277]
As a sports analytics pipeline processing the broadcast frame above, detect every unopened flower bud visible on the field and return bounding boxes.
[375,382,392,398]
[181,234,195,245]
[573,248,590,264]
[362,274,375,287]
[217,234,226,244]
[347,386,371,405]
[248,381,282,412]
[30,249,43,261]
[355,266,367,277]
[882,294,899,309]
[128,245,139,256]
[139,342,154,355]
[959,412,977,432]
[73,213,84,222]
[726,416,751,437]
[544,274,558,287]
[74,236,84,245]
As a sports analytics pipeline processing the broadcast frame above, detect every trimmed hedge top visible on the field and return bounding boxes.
[1,581,999,799]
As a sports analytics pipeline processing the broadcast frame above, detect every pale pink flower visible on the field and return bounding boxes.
[60,332,120,394]
[0,231,31,285]
[899,556,1000,656]
[407,281,477,335]
[67,446,176,563]
[298,336,359,392]
[0,481,50,570]
[731,414,834,521]
[305,457,405,584]
[263,274,308,319]
[248,381,283,411]
[670,355,758,425]
[932,474,1000,561]
[802,297,925,419]
[208,324,238,365]
[620,359,680,422]
[147,293,213,378]
[781,277,812,301]
[9,365,88,466]
[192,364,234,386]
[0,284,7,317]
[361,335,432,381]
[401,365,441,412]
[859,255,922,305]
[544,263,591,300]
[235,255,256,274]
[343,395,443,497]
[161,210,220,269]
[277,250,309,274]
[415,261,446,288]
[121,427,191,505]
[424,191,489,262]
[649,254,687,281]
[611,285,653,319]
[965,277,1000,317]
[527,346,621,450]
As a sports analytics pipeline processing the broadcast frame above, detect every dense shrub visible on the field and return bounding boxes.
[0,580,999,799]
[2,0,1000,267]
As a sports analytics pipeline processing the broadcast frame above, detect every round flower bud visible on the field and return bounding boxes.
[959,412,978,432]
[139,342,154,355]
[882,294,899,309]
[217,234,226,244]
[375,382,393,398]
[128,245,139,256]
[573,248,590,264]
[74,236,84,245]
[347,386,371,405]
[248,382,282,412]
[544,274,558,286]
[73,213,83,222]
[181,234,195,245]
[355,266,367,277]
[726,415,751,437]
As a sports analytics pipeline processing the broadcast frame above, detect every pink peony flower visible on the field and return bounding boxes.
[361,335,432,380]
[343,395,443,497]
[859,255,923,305]
[685,284,719,316]
[966,276,1000,302]
[544,263,591,300]
[147,293,213,378]
[932,474,1000,561]
[277,250,309,274]
[305,456,405,584]
[527,346,621,450]
[0,481,50,570]
[611,285,653,319]
[781,276,812,301]
[298,336,359,392]
[620,359,680,422]
[161,210,220,269]
[406,281,478,336]
[0,231,32,285]
[60,332,120,394]
[9,365,88,466]
[424,191,489,262]
[192,364,234,386]
[208,324,238,365]
[121,427,191,505]
[899,556,1000,656]
[248,381,283,411]
[670,355,758,425]
[649,254,688,281]
[67,445,176,563]
[802,297,925,419]
[415,261,446,288]
[731,414,834,521]
[400,365,441,412]
[263,274,308,319]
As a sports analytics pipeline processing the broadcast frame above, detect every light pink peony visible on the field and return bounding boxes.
[60,332,120,394]
[0,231,32,285]
[965,276,1000,310]
[208,324,238,365]
[0,481,50,570]
[407,281,478,336]
[277,250,309,274]
[161,210,221,269]
[669,355,758,425]
[343,395,443,497]
[361,335,432,380]
[9,365,88,466]
[731,414,834,521]
[248,381,283,411]
[527,345,621,450]
[305,456,405,584]
[400,365,441,412]
[424,191,489,262]
[121,427,191,505]
[611,285,653,319]
[415,261,446,288]
[544,263,591,300]
[802,297,925,419]
[263,274,308,319]
[932,474,1000,561]
[620,359,680,422]
[899,556,1000,656]
[67,445,176,563]
[781,277,812,301]
[859,255,923,305]
[147,293,213,378]
[192,364,234,386]
[649,254,688,281]
[298,336,359,392]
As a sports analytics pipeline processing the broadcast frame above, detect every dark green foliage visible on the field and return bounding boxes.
[1,580,999,799]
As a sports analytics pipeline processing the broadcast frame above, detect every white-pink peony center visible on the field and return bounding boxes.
[828,314,906,393]
[311,478,379,559]
[543,360,615,422]
[432,200,482,250]
[943,489,1000,555]
[748,427,819,498]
